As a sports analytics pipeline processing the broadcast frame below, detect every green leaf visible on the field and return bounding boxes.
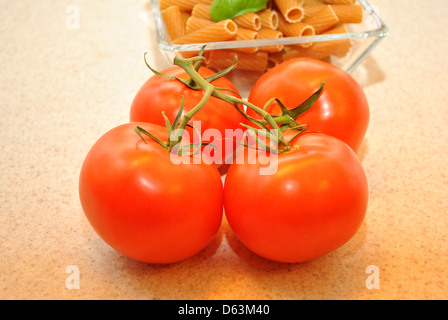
[288,82,325,120]
[134,126,167,149]
[210,0,268,22]
[171,96,184,131]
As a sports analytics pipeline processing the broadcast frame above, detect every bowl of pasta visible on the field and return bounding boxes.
[150,0,389,92]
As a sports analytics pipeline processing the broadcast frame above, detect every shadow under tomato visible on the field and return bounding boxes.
[223,224,300,272]
[223,218,370,299]
[108,222,225,299]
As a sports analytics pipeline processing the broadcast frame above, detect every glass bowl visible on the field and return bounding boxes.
[150,0,389,94]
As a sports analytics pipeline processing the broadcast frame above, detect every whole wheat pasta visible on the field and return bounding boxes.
[172,19,238,44]
[233,12,262,31]
[302,0,323,5]
[231,27,259,53]
[206,50,269,72]
[257,28,284,53]
[157,0,365,75]
[277,14,315,37]
[186,16,213,33]
[283,24,351,60]
[267,52,284,69]
[258,9,279,30]
[196,0,213,4]
[323,0,355,4]
[274,0,305,23]
[180,10,191,25]
[277,14,315,47]
[162,6,186,41]
[159,0,198,12]
[302,4,339,34]
[330,4,363,24]
[318,24,352,57]
[191,4,212,20]
[303,4,326,19]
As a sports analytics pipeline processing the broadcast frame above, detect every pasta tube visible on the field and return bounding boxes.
[233,12,262,31]
[302,4,339,34]
[330,4,363,24]
[258,9,280,30]
[162,5,186,40]
[160,0,198,12]
[206,50,269,72]
[191,4,212,20]
[172,19,238,44]
[258,28,284,53]
[274,0,305,23]
[323,0,355,4]
[186,16,213,33]
[283,24,351,60]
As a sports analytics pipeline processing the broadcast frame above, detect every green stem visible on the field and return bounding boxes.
[173,56,288,146]
[168,86,213,149]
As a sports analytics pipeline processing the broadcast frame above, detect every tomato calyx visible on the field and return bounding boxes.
[271,82,325,129]
[135,95,216,156]
[172,55,325,156]
[135,52,324,157]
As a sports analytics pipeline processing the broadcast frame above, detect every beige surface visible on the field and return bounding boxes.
[1,0,447,300]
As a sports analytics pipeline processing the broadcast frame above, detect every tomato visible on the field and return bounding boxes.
[223,132,368,263]
[247,58,369,153]
[130,66,247,170]
[79,122,223,264]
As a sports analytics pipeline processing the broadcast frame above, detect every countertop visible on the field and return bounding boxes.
[1,0,447,300]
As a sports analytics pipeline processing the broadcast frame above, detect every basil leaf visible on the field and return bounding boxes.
[210,0,268,22]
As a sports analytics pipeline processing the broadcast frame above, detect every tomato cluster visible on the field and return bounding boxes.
[79,55,369,264]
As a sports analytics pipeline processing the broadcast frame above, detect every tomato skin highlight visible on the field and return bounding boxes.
[223,133,368,263]
[79,122,223,264]
[248,58,370,153]
[130,66,246,167]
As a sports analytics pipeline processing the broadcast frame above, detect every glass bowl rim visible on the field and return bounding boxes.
[151,0,389,52]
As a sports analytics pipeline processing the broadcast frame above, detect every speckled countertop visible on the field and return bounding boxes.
[1,0,447,300]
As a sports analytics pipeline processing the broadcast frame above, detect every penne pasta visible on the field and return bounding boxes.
[258,9,280,30]
[278,14,315,47]
[191,4,212,20]
[162,5,186,41]
[172,19,238,44]
[157,0,366,75]
[231,27,259,53]
[196,0,214,4]
[186,15,213,33]
[322,0,355,4]
[302,4,339,34]
[303,4,326,19]
[267,52,284,69]
[233,12,262,31]
[274,0,305,23]
[330,4,363,24]
[302,0,324,5]
[206,50,269,72]
[257,28,284,53]
[180,10,191,26]
[283,24,351,60]
[159,0,198,12]
[319,24,352,57]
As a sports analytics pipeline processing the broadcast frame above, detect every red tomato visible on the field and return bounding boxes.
[130,66,246,169]
[79,122,223,264]
[247,58,369,153]
[223,132,368,263]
